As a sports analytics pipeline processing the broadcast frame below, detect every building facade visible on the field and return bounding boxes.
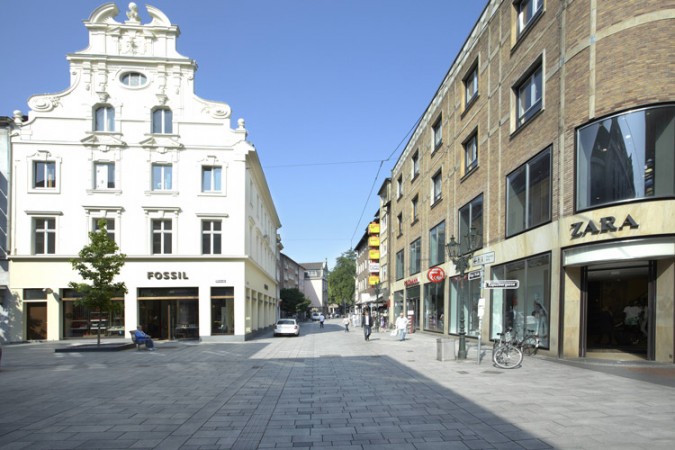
[3,3,281,343]
[384,0,674,362]
[354,227,372,307]
[301,261,328,313]
[0,116,15,342]
[279,253,305,292]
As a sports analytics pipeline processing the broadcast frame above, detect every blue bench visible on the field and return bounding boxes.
[129,330,150,350]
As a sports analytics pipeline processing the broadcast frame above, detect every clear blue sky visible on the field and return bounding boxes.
[0,0,488,269]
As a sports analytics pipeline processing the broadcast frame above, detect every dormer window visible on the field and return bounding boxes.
[120,72,147,87]
[94,105,115,132]
[152,107,173,134]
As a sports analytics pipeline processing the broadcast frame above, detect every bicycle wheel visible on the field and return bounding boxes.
[521,336,538,356]
[493,345,523,369]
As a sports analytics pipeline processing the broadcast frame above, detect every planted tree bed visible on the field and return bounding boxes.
[55,343,135,353]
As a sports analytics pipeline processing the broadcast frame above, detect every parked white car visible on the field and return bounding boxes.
[311,312,320,321]
[274,319,300,337]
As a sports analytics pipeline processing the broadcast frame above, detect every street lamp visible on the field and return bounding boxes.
[446,227,479,360]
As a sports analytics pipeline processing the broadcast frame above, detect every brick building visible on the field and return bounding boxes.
[382,0,675,361]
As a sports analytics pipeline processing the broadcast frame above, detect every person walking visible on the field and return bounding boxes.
[319,313,325,328]
[395,312,409,341]
[363,310,373,341]
[343,316,350,332]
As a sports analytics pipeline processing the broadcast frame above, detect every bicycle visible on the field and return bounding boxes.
[492,328,523,369]
[518,328,540,356]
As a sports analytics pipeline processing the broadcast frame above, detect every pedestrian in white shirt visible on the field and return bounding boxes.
[395,313,409,341]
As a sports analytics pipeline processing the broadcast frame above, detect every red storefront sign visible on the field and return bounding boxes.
[427,266,446,283]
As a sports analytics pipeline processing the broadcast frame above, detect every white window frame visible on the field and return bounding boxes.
[120,72,147,87]
[33,160,57,190]
[396,175,403,199]
[411,195,419,222]
[33,217,57,255]
[152,163,173,191]
[92,217,116,242]
[152,108,173,134]
[464,64,478,107]
[515,63,543,128]
[201,219,222,255]
[201,165,222,193]
[464,133,478,174]
[431,170,442,204]
[94,161,116,190]
[432,116,443,150]
[94,105,115,132]
[411,151,420,179]
[517,0,543,36]
[152,218,173,255]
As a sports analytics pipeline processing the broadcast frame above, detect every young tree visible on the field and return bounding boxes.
[328,249,356,315]
[69,219,127,346]
[280,288,311,317]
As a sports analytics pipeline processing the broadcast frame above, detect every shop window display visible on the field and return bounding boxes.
[449,275,481,337]
[490,253,551,348]
[424,281,444,333]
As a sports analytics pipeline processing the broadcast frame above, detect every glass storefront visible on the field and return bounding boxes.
[423,281,444,333]
[449,274,481,337]
[211,286,234,335]
[61,288,124,339]
[586,262,651,357]
[490,253,551,348]
[138,287,199,340]
[394,290,404,319]
[405,285,420,330]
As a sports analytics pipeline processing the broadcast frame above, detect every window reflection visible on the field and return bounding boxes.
[577,105,675,210]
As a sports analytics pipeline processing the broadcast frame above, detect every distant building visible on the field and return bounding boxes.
[301,261,328,313]
[0,116,16,342]
[279,253,304,291]
[376,179,392,312]
[4,3,281,343]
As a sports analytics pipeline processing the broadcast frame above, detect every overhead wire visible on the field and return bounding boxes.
[261,110,425,253]
[348,111,424,249]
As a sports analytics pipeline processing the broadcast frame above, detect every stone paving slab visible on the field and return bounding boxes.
[1,320,674,449]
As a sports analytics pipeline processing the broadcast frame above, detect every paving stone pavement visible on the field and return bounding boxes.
[1,319,674,450]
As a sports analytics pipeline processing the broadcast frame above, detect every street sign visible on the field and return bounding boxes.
[472,251,495,266]
[467,269,482,281]
[484,280,519,289]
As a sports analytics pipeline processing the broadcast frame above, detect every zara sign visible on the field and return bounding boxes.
[570,214,639,239]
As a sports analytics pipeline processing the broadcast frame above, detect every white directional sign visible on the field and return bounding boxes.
[472,251,495,266]
[484,280,519,289]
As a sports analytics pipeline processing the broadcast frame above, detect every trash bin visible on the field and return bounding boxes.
[436,338,455,361]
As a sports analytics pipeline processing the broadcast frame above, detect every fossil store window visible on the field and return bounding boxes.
[138,287,198,340]
[211,287,234,335]
[61,288,125,339]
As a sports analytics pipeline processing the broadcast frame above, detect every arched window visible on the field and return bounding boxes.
[94,105,115,132]
[152,108,173,134]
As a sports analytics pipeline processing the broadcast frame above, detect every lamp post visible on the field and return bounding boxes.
[446,227,478,360]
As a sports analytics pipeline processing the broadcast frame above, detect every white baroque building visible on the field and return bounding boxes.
[3,3,281,342]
